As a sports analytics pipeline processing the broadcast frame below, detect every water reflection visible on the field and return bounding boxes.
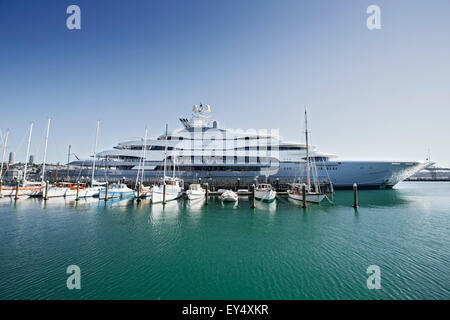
[254,199,277,213]
[334,189,409,208]
[185,198,205,213]
[98,196,135,208]
[0,187,413,213]
[149,200,181,224]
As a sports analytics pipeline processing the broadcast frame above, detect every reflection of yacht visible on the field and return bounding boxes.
[186,197,205,212]
[69,104,430,189]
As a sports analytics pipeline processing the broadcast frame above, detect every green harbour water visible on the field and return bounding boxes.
[0,182,449,300]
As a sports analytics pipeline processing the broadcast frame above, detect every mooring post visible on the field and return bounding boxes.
[136,183,141,202]
[104,182,109,201]
[302,184,307,209]
[0,179,3,197]
[75,181,80,201]
[251,184,256,208]
[205,183,209,205]
[44,180,49,200]
[353,183,358,209]
[276,178,279,192]
[163,183,166,205]
[14,180,20,200]
[237,178,240,192]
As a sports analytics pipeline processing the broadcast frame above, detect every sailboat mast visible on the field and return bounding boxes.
[23,122,33,187]
[163,124,168,181]
[173,154,176,179]
[135,127,147,188]
[67,144,71,180]
[1,129,10,180]
[141,128,148,183]
[305,109,310,189]
[41,119,51,185]
[91,120,100,186]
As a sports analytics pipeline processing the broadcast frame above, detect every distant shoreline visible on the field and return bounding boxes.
[405,179,450,182]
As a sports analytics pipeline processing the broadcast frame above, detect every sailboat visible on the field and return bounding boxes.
[39,119,82,199]
[287,110,329,204]
[0,128,8,198]
[0,123,40,198]
[135,128,151,199]
[151,124,183,204]
[78,121,104,198]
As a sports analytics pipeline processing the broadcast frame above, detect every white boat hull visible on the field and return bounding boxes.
[186,190,205,200]
[40,187,79,198]
[254,189,276,202]
[220,191,238,202]
[151,185,182,204]
[78,187,102,198]
[98,189,134,200]
[287,191,325,204]
[1,188,36,198]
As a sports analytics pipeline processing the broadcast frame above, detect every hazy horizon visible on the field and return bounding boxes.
[1,0,449,166]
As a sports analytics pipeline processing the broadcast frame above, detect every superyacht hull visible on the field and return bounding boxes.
[68,160,429,190]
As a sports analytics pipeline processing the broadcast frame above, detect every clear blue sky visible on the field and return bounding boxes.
[1,0,449,166]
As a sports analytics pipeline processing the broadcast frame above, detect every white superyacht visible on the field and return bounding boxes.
[68,103,430,190]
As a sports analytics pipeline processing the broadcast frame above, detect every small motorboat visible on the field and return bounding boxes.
[186,183,205,200]
[219,190,238,202]
[254,183,276,202]
[99,183,134,200]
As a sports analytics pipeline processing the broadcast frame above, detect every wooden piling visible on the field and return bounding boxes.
[302,184,307,209]
[75,181,80,201]
[136,183,141,202]
[251,185,255,208]
[14,180,19,200]
[205,183,208,205]
[0,179,2,197]
[353,183,358,209]
[104,182,109,201]
[44,180,49,200]
[163,183,166,205]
